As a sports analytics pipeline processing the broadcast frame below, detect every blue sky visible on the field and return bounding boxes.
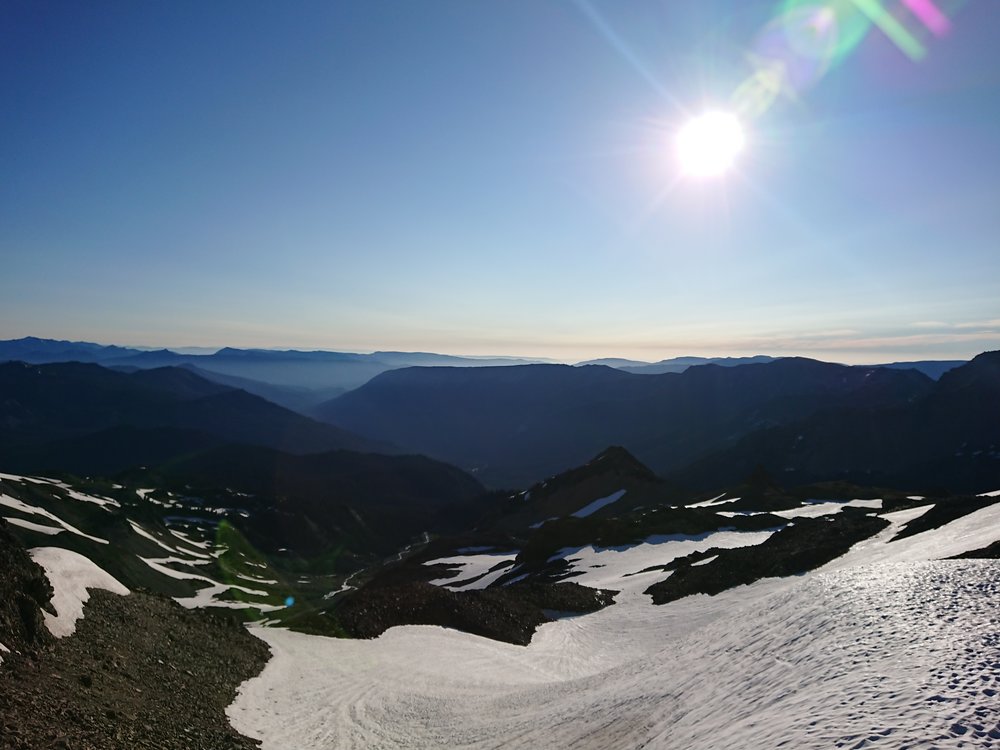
[2,0,998,362]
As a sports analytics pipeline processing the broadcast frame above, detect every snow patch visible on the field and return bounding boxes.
[0,473,55,485]
[773,498,883,519]
[0,494,108,544]
[550,529,777,595]
[687,494,738,508]
[571,489,626,518]
[4,516,64,535]
[29,547,128,638]
[62,488,120,510]
[426,551,519,589]
[174,583,284,612]
[529,517,557,529]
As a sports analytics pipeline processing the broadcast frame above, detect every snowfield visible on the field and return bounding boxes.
[547,528,778,594]
[229,501,1000,749]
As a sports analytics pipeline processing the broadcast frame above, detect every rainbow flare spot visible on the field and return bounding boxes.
[901,0,952,36]
[728,0,964,121]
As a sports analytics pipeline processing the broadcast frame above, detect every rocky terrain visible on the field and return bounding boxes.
[0,526,269,750]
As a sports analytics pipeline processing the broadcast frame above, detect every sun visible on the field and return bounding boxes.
[675,111,746,178]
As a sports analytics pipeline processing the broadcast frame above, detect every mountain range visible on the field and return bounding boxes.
[1,338,993,498]
[0,338,964,415]
[316,356,953,488]
[1,373,998,749]
[0,337,551,411]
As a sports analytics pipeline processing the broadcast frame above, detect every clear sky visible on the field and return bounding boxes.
[2,0,998,363]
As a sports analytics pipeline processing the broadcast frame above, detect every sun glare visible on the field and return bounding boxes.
[675,111,746,178]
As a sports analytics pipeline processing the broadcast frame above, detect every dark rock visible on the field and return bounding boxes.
[0,519,54,659]
[335,580,615,646]
[892,494,1000,541]
[645,513,890,605]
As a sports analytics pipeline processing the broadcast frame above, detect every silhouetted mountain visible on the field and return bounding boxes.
[102,347,389,390]
[0,336,140,363]
[0,337,549,393]
[3,426,228,476]
[315,359,935,487]
[575,357,652,368]
[314,364,642,486]
[872,359,965,380]
[0,362,389,472]
[672,351,1000,494]
[370,351,549,368]
[621,355,776,375]
[484,446,681,532]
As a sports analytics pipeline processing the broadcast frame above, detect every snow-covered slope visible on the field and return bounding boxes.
[29,547,128,637]
[0,473,294,617]
[229,501,1000,749]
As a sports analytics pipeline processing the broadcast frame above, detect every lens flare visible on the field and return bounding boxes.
[728,0,961,123]
[675,111,746,178]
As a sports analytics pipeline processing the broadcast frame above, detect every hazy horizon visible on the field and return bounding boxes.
[0,331,986,366]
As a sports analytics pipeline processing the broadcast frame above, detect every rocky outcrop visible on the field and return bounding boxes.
[336,581,615,646]
[0,519,54,660]
[645,513,889,605]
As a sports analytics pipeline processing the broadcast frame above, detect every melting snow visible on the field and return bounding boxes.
[174,583,283,612]
[4,516,64,535]
[168,528,213,550]
[687,494,738,508]
[61,488,120,510]
[528,517,557,529]
[128,520,211,559]
[0,494,109,544]
[228,502,1000,749]
[236,573,280,585]
[773,498,883,519]
[550,529,777,595]
[571,489,627,519]
[426,551,519,589]
[29,547,128,638]
[0,473,55,485]
[138,556,277,612]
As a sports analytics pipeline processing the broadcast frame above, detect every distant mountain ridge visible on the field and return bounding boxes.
[0,337,553,406]
[576,353,964,379]
[315,357,938,487]
[673,350,1000,493]
[0,361,489,558]
[0,361,390,472]
[625,355,777,375]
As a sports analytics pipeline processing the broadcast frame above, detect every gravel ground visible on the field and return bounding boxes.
[0,589,270,750]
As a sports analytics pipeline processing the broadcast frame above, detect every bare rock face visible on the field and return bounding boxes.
[0,518,54,659]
